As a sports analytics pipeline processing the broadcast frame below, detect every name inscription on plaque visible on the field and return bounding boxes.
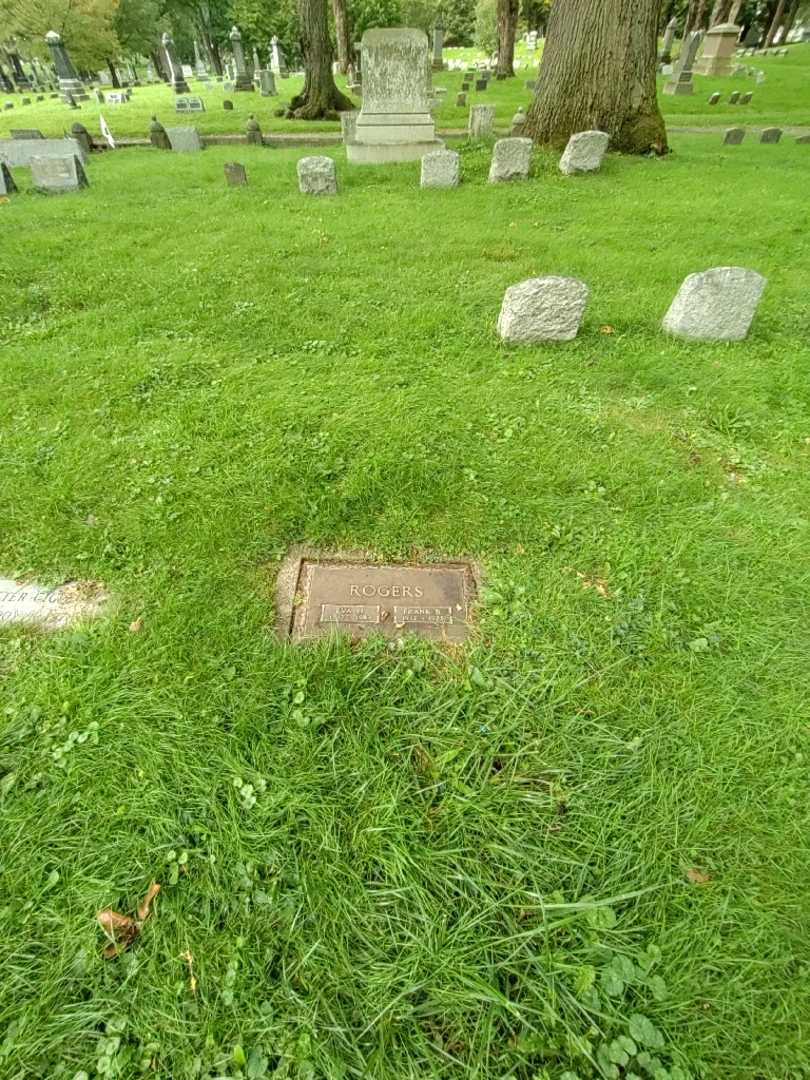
[279,557,475,644]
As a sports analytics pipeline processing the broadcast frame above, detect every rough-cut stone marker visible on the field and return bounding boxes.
[662,266,766,341]
[420,148,459,188]
[224,161,247,185]
[739,91,752,104]
[166,125,202,152]
[297,155,337,195]
[468,103,495,138]
[0,161,17,194]
[223,99,234,110]
[0,577,107,630]
[497,276,589,344]
[559,130,609,175]
[723,126,745,144]
[729,90,740,104]
[708,92,721,104]
[488,137,532,183]
[30,154,88,193]
[795,134,810,145]
[760,127,781,143]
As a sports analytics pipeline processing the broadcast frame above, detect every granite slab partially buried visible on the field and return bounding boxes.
[277,554,476,643]
[0,578,107,630]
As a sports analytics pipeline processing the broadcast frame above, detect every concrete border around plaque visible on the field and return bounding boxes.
[275,548,478,644]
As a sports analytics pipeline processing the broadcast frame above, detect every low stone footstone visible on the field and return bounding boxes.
[729,90,740,103]
[662,266,766,341]
[0,162,17,195]
[223,99,234,110]
[30,154,88,193]
[456,91,466,107]
[488,137,532,182]
[497,276,589,343]
[739,91,752,104]
[0,577,107,630]
[469,103,495,138]
[708,92,721,104]
[796,134,810,145]
[420,148,459,188]
[149,116,171,149]
[341,110,358,145]
[723,126,745,144]
[475,78,487,90]
[297,155,337,195]
[166,126,202,152]
[224,161,247,185]
[559,129,609,175]
[246,114,262,145]
[760,127,781,143]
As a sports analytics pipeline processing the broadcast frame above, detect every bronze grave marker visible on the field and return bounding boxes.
[277,555,476,643]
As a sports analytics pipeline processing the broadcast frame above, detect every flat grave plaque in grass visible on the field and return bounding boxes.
[277,555,476,644]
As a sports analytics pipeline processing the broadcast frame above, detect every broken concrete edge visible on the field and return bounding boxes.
[273,545,484,644]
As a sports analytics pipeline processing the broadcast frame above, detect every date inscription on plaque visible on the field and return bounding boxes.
[279,558,475,643]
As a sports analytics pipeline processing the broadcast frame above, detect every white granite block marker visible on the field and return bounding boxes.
[0,578,107,630]
[468,103,495,138]
[559,130,609,175]
[488,137,532,182]
[166,125,202,152]
[297,155,337,195]
[497,276,589,343]
[30,154,87,193]
[420,148,459,188]
[347,28,444,164]
[662,266,766,341]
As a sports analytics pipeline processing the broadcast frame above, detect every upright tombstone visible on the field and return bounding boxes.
[346,29,444,164]
[497,277,589,343]
[695,22,742,76]
[723,126,745,144]
[229,26,255,91]
[166,125,203,152]
[0,162,17,195]
[193,39,208,78]
[559,129,609,174]
[760,127,782,143]
[728,89,740,103]
[468,103,495,138]
[70,122,92,154]
[663,30,703,95]
[270,36,287,77]
[0,60,13,95]
[488,137,532,182]
[297,155,337,195]
[0,135,87,167]
[259,69,276,96]
[661,16,678,61]
[662,266,766,341]
[30,154,88,193]
[252,47,261,82]
[224,161,247,186]
[45,30,88,102]
[246,114,262,144]
[7,52,31,92]
[420,148,459,188]
[456,91,466,107]
[149,115,171,149]
[341,110,359,145]
[739,91,752,104]
[162,32,190,94]
[432,18,444,72]
[708,92,721,104]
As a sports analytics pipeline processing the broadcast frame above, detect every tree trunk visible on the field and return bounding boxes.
[332,0,351,75]
[524,0,667,154]
[765,0,786,44]
[780,0,798,42]
[710,0,734,25]
[496,0,520,77]
[150,48,168,81]
[106,59,121,87]
[288,0,355,118]
[684,0,709,36]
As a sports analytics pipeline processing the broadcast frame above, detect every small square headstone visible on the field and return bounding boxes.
[488,137,532,182]
[223,99,234,111]
[795,134,810,145]
[739,91,752,104]
[297,155,337,195]
[760,127,781,143]
[723,126,745,144]
[708,92,721,105]
[30,154,88,193]
[729,90,740,104]
[475,78,487,91]
[224,161,247,186]
[166,125,203,152]
[662,266,766,341]
[420,148,459,188]
[175,95,205,113]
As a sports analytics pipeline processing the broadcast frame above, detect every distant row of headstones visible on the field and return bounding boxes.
[708,90,754,105]
[723,127,808,144]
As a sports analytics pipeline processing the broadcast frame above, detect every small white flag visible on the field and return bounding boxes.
[99,113,116,149]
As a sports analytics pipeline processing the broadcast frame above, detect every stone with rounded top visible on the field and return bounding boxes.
[468,103,495,138]
[723,126,745,144]
[497,276,589,344]
[559,130,609,175]
[662,266,766,341]
[297,155,337,195]
[760,127,781,143]
[224,161,247,186]
[420,148,459,188]
[488,137,532,183]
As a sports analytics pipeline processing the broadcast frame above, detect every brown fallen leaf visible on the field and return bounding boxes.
[576,572,612,599]
[686,867,711,885]
[181,949,197,995]
[129,617,144,633]
[599,324,615,335]
[97,881,161,958]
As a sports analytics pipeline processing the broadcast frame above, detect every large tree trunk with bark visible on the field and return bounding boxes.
[684,0,709,37]
[107,59,120,87]
[288,0,354,119]
[496,0,520,77]
[332,0,351,75]
[524,0,668,154]
[765,0,786,44]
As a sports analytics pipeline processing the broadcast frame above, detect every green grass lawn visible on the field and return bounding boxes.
[2,43,808,141]
[2,124,810,1080]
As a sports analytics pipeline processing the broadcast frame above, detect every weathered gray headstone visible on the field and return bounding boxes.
[0,577,106,630]
[664,30,703,95]
[0,136,86,167]
[297,155,337,195]
[0,162,17,195]
[246,114,262,145]
[559,129,609,175]
[223,99,234,110]
[488,137,532,182]
[69,122,92,155]
[149,116,171,149]
[11,127,44,139]
[166,125,203,152]
[468,103,495,138]
[729,90,740,103]
[497,277,589,343]
[224,161,247,185]
[475,78,487,91]
[795,134,810,145]
[175,95,205,113]
[739,91,752,104]
[45,29,88,102]
[30,153,88,193]
[708,92,721,104]
[259,69,276,96]
[229,26,255,92]
[511,106,527,135]
[162,31,190,94]
[347,28,443,164]
[723,126,745,144]
[760,127,782,143]
[456,91,466,107]
[662,266,766,341]
[420,148,459,188]
[341,110,358,145]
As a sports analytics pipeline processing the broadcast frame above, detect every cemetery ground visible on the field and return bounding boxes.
[1,44,809,141]
[2,129,810,1079]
